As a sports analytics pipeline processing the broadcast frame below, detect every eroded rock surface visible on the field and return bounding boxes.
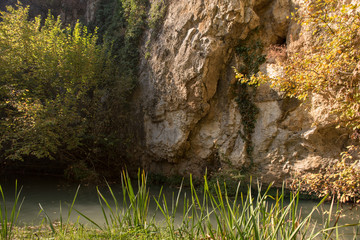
[134,0,350,186]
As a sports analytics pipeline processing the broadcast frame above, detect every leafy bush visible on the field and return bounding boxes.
[0,0,157,180]
[0,4,111,169]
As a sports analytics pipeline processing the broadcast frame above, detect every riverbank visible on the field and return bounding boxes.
[10,224,170,239]
[1,171,360,239]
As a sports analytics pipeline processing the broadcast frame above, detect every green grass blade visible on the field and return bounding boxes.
[66,185,80,225]
[38,203,56,234]
[73,207,103,230]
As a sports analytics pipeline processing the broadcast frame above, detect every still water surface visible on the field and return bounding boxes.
[1,174,359,238]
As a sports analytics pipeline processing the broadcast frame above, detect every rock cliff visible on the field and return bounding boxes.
[134,0,350,185]
[2,0,351,185]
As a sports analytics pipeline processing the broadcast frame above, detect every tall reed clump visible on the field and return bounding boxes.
[0,181,23,240]
[153,175,360,239]
[6,170,359,239]
[77,169,155,238]
[78,171,359,239]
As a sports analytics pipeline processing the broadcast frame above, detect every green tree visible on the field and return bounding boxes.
[0,4,106,164]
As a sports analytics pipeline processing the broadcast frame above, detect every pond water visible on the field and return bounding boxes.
[1,174,359,239]
[0,174,187,226]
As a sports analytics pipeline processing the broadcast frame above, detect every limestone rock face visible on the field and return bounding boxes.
[135,0,350,185]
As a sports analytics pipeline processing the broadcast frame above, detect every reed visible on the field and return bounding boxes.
[75,169,156,238]
[74,170,359,239]
[39,185,81,238]
[0,181,23,240]
[152,174,359,240]
[3,171,360,239]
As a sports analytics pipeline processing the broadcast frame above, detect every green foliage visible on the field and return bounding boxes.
[236,40,266,78]
[233,83,259,158]
[0,4,107,162]
[119,0,147,78]
[93,0,147,75]
[0,3,129,181]
[148,0,166,31]
[0,0,165,178]
[120,169,150,228]
[0,1,148,180]
[85,0,149,175]
[233,40,265,162]
[121,0,147,37]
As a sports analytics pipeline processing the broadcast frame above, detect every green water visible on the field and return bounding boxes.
[1,174,183,226]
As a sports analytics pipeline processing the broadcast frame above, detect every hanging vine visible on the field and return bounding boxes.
[233,37,266,164]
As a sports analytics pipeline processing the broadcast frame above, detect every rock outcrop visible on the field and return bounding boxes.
[134,0,350,185]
